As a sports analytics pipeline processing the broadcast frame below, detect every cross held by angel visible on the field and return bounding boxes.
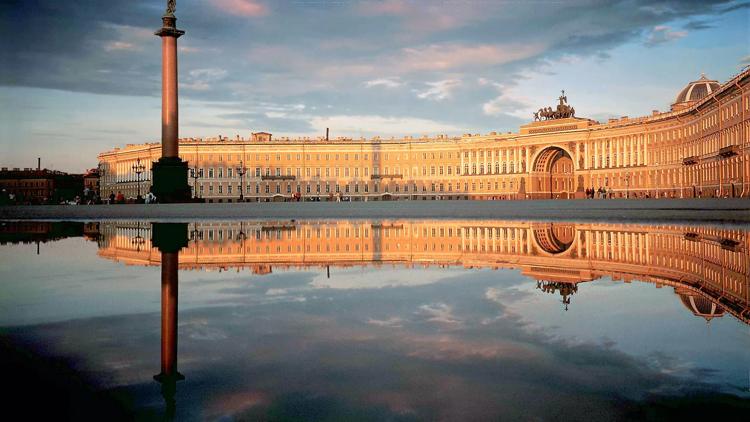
[166,0,176,15]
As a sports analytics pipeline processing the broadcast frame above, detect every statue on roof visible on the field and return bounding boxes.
[535,90,575,121]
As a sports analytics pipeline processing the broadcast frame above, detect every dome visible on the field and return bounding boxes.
[675,288,724,322]
[673,74,720,106]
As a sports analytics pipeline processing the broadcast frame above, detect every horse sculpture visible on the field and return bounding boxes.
[533,90,576,121]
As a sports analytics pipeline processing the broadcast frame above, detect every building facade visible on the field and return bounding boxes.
[98,69,750,201]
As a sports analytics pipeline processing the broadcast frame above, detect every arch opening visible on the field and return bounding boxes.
[531,146,574,199]
[532,223,575,254]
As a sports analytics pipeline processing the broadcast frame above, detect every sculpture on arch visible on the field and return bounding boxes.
[534,90,576,121]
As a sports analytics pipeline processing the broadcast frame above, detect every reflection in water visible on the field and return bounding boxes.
[151,223,188,418]
[2,220,750,419]
[90,219,749,325]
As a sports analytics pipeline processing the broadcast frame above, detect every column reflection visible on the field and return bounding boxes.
[150,223,188,418]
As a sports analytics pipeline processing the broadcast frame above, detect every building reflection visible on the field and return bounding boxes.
[96,219,750,325]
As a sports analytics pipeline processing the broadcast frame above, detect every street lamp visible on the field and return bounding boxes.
[131,158,146,199]
[132,224,145,251]
[625,171,630,199]
[236,221,246,241]
[189,167,202,198]
[97,162,105,198]
[236,160,247,202]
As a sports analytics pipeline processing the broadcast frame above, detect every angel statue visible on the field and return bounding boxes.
[166,0,176,15]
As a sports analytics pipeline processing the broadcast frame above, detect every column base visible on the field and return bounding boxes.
[151,223,189,253]
[153,372,185,383]
[152,157,191,203]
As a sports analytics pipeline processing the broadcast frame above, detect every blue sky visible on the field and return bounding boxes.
[1,0,748,171]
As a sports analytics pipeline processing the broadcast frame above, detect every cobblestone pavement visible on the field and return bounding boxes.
[2,199,750,223]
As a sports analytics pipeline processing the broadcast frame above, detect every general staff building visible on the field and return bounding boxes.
[98,69,750,201]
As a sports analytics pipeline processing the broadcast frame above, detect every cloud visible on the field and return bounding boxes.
[104,41,137,52]
[477,77,535,118]
[683,20,714,30]
[416,303,461,325]
[359,0,409,16]
[365,78,403,89]
[180,68,228,91]
[367,317,404,328]
[645,25,688,46]
[210,0,269,17]
[308,114,464,136]
[415,79,461,101]
[398,43,545,72]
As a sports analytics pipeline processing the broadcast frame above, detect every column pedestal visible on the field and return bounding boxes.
[152,157,191,203]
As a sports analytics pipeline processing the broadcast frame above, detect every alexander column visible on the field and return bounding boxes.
[152,0,191,202]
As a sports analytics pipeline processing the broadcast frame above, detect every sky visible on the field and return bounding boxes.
[0,0,748,172]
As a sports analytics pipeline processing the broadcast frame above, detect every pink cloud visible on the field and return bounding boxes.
[397,43,545,72]
[359,0,409,16]
[211,0,268,17]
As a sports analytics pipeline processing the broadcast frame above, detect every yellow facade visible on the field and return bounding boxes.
[98,69,750,201]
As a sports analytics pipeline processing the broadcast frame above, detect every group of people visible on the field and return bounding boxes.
[586,187,612,199]
[106,190,157,204]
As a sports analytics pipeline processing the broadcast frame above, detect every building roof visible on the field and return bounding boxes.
[673,74,720,105]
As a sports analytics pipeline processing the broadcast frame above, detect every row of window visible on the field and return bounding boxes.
[187,162,527,179]
[193,179,520,196]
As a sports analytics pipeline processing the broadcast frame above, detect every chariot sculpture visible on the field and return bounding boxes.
[534,90,576,121]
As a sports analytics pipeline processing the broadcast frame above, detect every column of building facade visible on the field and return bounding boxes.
[515,148,521,174]
[593,139,599,169]
[614,136,621,169]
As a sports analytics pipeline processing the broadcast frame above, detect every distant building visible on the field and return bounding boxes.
[0,168,84,204]
[98,69,750,201]
[83,168,101,195]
